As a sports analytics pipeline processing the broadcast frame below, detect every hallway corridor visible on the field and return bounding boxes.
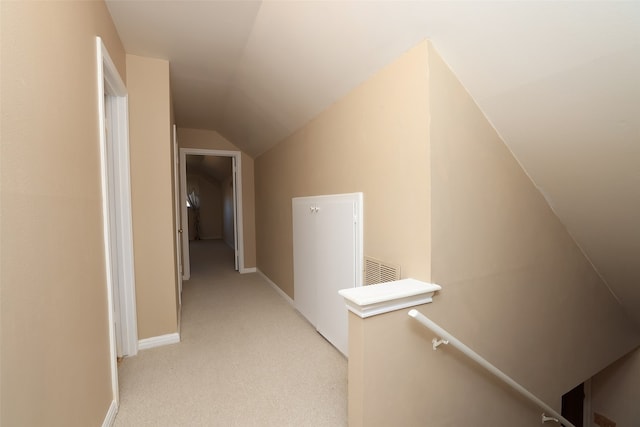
[115,240,347,426]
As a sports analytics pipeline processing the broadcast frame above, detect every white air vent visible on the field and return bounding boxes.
[364,256,401,285]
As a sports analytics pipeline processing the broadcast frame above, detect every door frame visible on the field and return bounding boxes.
[179,148,247,279]
[172,125,183,309]
[96,37,139,404]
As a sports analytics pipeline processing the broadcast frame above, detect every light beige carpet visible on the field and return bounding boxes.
[114,239,347,426]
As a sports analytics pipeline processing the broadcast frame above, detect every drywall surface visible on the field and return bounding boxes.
[177,127,239,151]
[428,43,640,405]
[255,42,431,297]
[591,347,640,426]
[241,153,256,268]
[127,54,178,339]
[348,308,546,427]
[1,1,125,425]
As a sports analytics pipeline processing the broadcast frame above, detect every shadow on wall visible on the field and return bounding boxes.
[186,156,234,243]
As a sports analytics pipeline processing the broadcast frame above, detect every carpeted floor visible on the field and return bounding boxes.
[114,239,347,426]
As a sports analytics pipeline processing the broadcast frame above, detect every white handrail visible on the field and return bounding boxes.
[408,309,575,427]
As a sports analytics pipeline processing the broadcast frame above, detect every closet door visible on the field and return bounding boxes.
[292,198,317,326]
[314,196,358,356]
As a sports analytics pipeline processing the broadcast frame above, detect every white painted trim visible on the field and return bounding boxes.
[339,278,441,318]
[101,399,118,427]
[346,295,436,318]
[232,153,245,273]
[98,37,138,358]
[138,333,181,350]
[179,148,190,280]
[258,269,294,306]
[354,193,364,288]
[173,124,183,305]
[96,36,118,407]
[97,36,139,406]
[232,156,239,270]
[240,267,257,274]
[111,95,138,358]
[180,148,246,278]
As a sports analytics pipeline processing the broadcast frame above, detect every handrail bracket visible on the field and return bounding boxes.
[432,337,449,350]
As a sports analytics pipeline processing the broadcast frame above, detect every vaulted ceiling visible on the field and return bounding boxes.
[105,1,640,326]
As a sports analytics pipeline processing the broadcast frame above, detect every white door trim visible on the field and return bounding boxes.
[96,36,139,404]
[179,148,246,279]
[172,125,183,307]
[232,156,239,271]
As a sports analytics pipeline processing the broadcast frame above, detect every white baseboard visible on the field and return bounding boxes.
[240,267,257,274]
[257,269,294,306]
[138,332,180,350]
[102,399,118,427]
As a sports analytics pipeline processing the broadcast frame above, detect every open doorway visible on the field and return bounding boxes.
[179,148,246,280]
[185,156,233,244]
[562,382,585,427]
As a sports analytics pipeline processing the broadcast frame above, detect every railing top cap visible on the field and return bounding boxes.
[339,278,441,306]
[339,279,441,318]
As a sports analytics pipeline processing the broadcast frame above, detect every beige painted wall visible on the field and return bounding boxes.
[256,39,640,424]
[590,347,640,426]
[178,128,239,151]
[1,1,125,425]
[255,42,431,298]
[241,153,256,268]
[348,308,546,426]
[127,54,178,339]
[177,128,256,268]
[427,42,639,406]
